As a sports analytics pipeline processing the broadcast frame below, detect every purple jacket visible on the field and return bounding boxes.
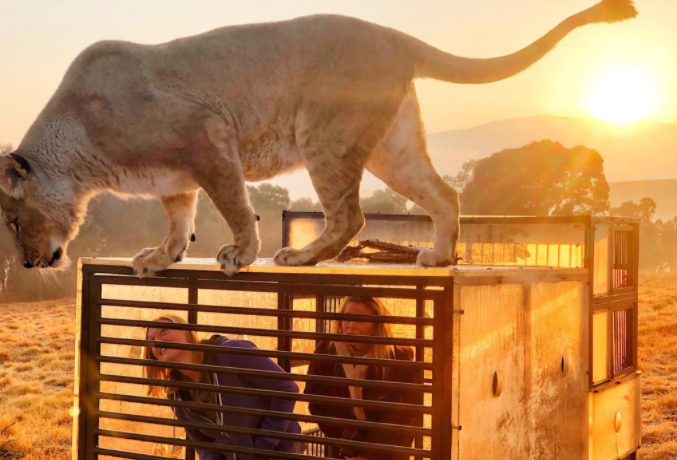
[169,336,301,460]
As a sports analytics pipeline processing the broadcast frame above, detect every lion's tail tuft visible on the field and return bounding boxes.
[573,0,638,25]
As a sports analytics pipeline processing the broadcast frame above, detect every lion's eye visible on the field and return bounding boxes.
[10,218,20,235]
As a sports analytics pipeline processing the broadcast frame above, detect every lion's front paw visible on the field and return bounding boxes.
[273,247,318,267]
[132,246,185,278]
[217,244,257,276]
[416,248,452,268]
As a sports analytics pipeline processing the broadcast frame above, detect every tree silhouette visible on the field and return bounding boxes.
[462,140,610,216]
[290,197,322,212]
[610,197,656,223]
[246,183,291,256]
[360,188,408,214]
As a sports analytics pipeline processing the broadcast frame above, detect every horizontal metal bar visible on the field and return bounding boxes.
[100,358,432,393]
[97,409,431,451]
[83,263,450,287]
[93,448,195,460]
[96,385,431,435]
[92,274,443,300]
[94,432,323,460]
[100,317,433,347]
[285,211,592,226]
[98,337,434,370]
[94,425,430,459]
[99,298,435,325]
[98,373,431,413]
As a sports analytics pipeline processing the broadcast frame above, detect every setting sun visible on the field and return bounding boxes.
[587,66,659,123]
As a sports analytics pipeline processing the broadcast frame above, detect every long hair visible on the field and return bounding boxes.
[143,315,204,397]
[331,297,395,363]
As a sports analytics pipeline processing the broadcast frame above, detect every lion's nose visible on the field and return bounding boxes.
[23,261,34,269]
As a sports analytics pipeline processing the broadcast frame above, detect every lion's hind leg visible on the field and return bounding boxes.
[132,191,198,277]
[273,147,366,267]
[367,92,460,267]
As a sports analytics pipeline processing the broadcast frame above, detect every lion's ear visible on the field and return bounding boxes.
[0,154,31,199]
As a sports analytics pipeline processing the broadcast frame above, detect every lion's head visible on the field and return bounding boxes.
[0,152,83,270]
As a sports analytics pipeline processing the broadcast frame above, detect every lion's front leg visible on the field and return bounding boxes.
[196,170,260,276]
[188,119,261,276]
[132,191,198,277]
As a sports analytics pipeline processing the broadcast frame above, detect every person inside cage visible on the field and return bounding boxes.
[304,297,421,460]
[143,315,305,460]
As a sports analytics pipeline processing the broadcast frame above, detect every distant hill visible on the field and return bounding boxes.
[269,115,677,216]
[609,179,677,221]
[426,115,677,183]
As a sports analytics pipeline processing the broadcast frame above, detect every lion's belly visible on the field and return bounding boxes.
[113,167,199,196]
[239,139,302,182]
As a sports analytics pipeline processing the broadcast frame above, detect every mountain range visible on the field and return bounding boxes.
[426,115,677,183]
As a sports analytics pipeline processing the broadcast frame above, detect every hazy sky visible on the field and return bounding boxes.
[2,0,675,148]
[1,1,675,198]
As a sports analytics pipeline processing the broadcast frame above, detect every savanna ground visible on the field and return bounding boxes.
[0,275,676,459]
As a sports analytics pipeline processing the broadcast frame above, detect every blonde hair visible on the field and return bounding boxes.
[143,315,204,397]
[331,297,395,362]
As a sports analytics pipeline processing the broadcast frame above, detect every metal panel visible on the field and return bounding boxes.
[458,284,529,460]
[591,311,611,385]
[593,224,610,296]
[528,282,588,459]
[457,281,588,459]
[589,375,641,460]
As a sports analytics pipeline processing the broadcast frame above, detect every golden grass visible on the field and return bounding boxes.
[638,274,677,459]
[0,299,75,460]
[1,275,676,459]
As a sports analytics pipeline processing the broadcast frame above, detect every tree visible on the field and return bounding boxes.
[290,197,322,212]
[247,183,291,212]
[246,183,292,256]
[461,140,610,216]
[610,197,656,223]
[443,159,478,194]
[360,188,408,214]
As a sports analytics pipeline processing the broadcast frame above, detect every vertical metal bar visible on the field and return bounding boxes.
[281,210,291,248]
[414,288,425,460]
[431,281,454,460]
[588,309,594,389]
[632,224,640,290]
[450,283,463,460]
[607,307,613,382]
[633,301,638,372]
[277,293,292,372]
[76,265,93,460]
[535,244,539,267]
[186,280,198,460]
[608,227,614,295]
[188,280,199,324]
[85,277,103,459]
[315,295,324,334]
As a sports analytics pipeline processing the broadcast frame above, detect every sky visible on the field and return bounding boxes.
[1,0,675,197]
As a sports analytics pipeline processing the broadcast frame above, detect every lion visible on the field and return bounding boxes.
[0,1,636,276]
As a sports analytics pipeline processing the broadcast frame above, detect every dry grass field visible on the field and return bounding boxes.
[0,299,74,460]
[0,275,676,459]
[637,274,677,459]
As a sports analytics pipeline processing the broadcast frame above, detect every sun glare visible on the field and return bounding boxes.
[587,66,659,124]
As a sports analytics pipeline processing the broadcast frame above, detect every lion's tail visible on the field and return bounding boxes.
[414,0,637,84]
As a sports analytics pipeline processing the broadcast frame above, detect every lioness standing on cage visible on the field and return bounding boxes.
[0,1,636,276]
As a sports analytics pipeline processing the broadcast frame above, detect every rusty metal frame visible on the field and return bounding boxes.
[76,262,453,460]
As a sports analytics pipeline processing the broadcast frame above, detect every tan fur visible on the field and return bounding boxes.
[0,1,636,275]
